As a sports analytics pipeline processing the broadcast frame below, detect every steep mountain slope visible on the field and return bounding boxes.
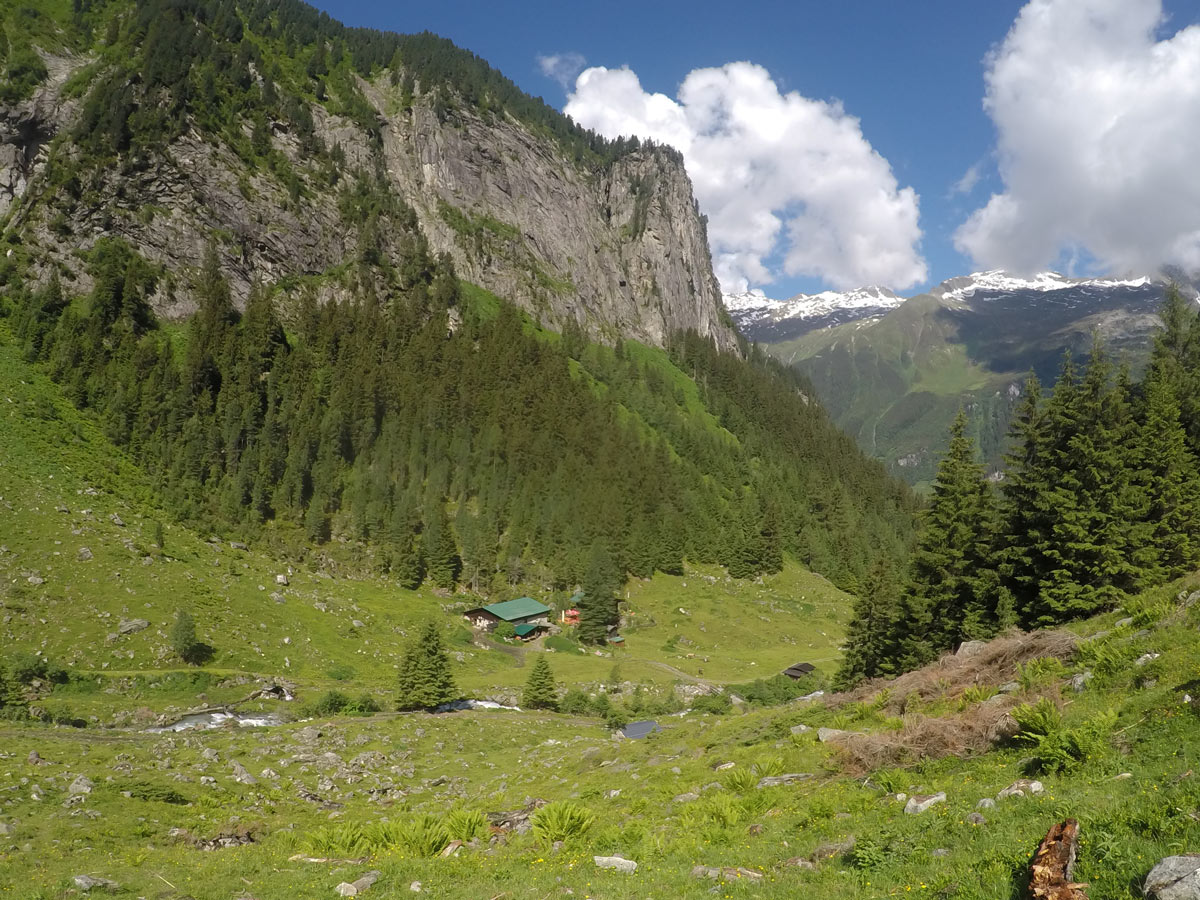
[0,1,919,597]
[747,271,1173,486]
[1,0,736,351]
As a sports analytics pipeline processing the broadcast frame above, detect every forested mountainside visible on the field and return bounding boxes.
[838,287,1200,685]
[2,0,735,351]
[0,0,918,602]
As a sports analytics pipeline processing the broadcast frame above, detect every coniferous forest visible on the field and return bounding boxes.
[3,228,916,619]
[838,287,1200,685]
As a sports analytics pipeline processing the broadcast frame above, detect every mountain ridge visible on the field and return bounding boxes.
[2,1,738,352]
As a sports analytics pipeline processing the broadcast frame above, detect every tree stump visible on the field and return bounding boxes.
[1029,818,1089,899]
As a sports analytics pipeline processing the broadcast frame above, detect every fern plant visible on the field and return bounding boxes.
[531,801,595,845]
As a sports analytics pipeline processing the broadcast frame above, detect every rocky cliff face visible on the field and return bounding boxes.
[3,55,737,352]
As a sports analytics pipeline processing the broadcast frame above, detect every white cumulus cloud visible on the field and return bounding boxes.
[956,0,1200,276]
[537,52,587,90]
[565,63,926,292]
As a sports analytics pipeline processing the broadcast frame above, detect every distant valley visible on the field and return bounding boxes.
[730,271,1189,486]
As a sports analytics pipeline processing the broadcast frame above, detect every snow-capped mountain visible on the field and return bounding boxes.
[726,270,1164,344]
[931,270,1153,303]
[724,285,904,342]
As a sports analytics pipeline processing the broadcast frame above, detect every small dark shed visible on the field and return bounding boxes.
[783,662,817,680]
[618,720,662,740]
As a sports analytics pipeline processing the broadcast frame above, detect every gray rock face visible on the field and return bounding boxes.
[905,792,946,815]
[789,723,811,735]
[955,640,988,657]
[594,855,638,874]
[756,773,813,788]
[817,727,863,743]
[997,779,1043,800]
[1145,855,1200,899]
[68,775,94,796]
[10,59,737,356]
[73,874,119,892]
[117,618,149,635]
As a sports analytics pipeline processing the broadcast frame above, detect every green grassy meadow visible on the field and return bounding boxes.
[5,322,1200,898]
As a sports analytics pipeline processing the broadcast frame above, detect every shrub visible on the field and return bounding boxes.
[493,621,516,640]
[531,801,595,845]
[170,610,207,665]
[559,688,590,715]
[691,692,732,715]
[1011,697,1063,742]
[307,690,350,716]
[723,767,757,792]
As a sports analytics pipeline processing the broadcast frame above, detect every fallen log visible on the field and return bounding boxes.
[1029,818,1089,900]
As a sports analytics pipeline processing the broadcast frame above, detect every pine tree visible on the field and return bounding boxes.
[578,542,621,644]
[0,660,24,715]
[894,409,997,668]
[423,506,460,590]
[396,622,458,710]
[170,610,204,665]
[835,556,899,689]
[1135,363,1200,578]
[522,655,559,711]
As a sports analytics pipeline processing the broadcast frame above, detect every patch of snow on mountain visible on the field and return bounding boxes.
[932,270,1152,303]
[723,286,903,323]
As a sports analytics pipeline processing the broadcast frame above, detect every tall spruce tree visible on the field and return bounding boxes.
[396,622,458,710]
[893,410,997,668]
[835,556,899,689]
[1134,362,1200,578]
[522,655,559,710]
[578,542,621,644]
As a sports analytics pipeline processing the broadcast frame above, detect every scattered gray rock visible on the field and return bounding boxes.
[956,640,988,658]
[409,882,421,893]
[0,823,14,835]
[594,855,638,874]
[1070,670,1093,693]
[1136,653,1162,667]
[26,576,44,586]
[202,748,220,762]
[77,547,93,561]
[784,857,816,870]
[26,751,42,765]
[275,574,289,586]
[817,727,863,743]
[977,798,996,809]
[1144,855,1200,899]
[230,541,248,551]
[967,812,987,825]
[997,681,1020,693]
[757,773,813,788]
[230,760,257,785]
[691,865,763,882]
[68,775,94,796]
[73,875,119,892]
[789,723,811,735]
[905,792,946,815]
[1115,617,1134,628]
[335,870,381,896]
[997,779,1044,800]
[118,618,149,635]
[810,836,855,861]
[714,761,736,771]
[674,791,699,803]
[931,848,950,858]
[110,514,125,527]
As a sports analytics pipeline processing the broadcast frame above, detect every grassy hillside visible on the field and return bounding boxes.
[3,392,1199,899]
[0,321,849,718]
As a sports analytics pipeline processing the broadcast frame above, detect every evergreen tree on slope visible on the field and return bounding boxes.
[522,655,559,711]
[396,622,458,710]
[894,409,998,669]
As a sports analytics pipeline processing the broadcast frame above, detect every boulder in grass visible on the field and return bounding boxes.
[73,875,119,893]
[905,792,946,815]
[594,855,637,874]
[1145,855,1200,899]
[997,779,1043,800]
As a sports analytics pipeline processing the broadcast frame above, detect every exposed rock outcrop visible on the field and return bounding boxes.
[7,54,738,353]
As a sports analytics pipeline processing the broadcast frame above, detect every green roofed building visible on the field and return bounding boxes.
[513,623,542,640]
[464,597,552,632]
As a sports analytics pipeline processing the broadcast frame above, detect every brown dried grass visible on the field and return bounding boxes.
[820,628,1078,775]
[831,628,1078,716]
[833,697,1024,774]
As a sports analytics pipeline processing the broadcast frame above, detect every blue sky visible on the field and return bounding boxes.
[317,1,1200,298]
